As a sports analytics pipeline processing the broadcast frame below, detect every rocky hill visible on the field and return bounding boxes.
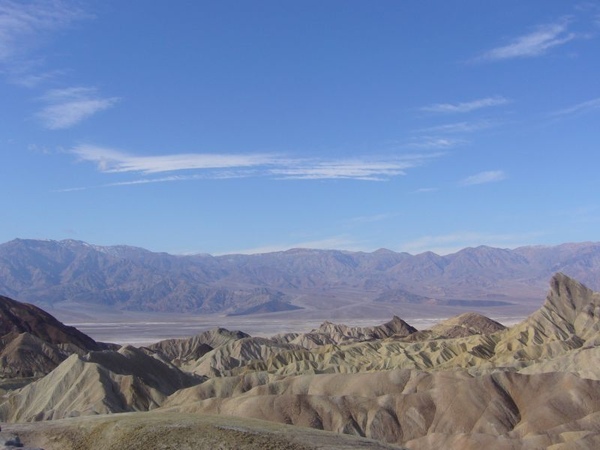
[0,345,202,421]
[2,274,600,449]
[0,295,111,378]
[1,238,600,315]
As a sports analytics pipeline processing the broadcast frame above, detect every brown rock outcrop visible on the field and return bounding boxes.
[0,294,111,379]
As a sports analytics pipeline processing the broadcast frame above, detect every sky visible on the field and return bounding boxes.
[1,0,599,255]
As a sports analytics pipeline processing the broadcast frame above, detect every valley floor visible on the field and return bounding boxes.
[50,309,531,346]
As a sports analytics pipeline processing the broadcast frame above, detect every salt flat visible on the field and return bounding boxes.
[57,310,528,345]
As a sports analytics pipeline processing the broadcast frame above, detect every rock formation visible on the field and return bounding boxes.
[0,345,202,421]
[0,294,111,378]
[2,273,600,449]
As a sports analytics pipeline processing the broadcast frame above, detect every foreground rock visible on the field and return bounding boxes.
[162,369,600,448]
[0,430,43,449]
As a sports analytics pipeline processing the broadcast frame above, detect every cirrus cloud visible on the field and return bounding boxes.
[551,97,600,116]
[67,144,444,185]
[0,0,87,63]
[37,87,119,129]
[420,96,510,114]
[71,144,282,174]
[461,170,506,186]
[479,21,577,61]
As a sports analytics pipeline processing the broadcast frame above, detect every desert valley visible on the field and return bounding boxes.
[3,1,599,448]
[1,240,600,448]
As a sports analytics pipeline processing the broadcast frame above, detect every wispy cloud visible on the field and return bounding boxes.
[220,235,365,255]
[6,62,63,87]
[271,158,419,181]
[266,152,442,181]
[37,87,119,129]
[71,144,282,174]
[551,97,600,116]
[54,175,210,193]
[461,170,506,186]
[399,231,542,255]
[69,144,444,183]
[479,21,577,61]
[407,137,465,149]
[421,96,510,114]
[12,70,59,87]
[417,120,496,134]
[0,0,87,63]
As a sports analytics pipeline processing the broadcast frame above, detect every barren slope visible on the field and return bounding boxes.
[163,369,600,448]
[2,273,600,449]
[4,411,404,450]
[0,345,202,421]
[0,294,110,379]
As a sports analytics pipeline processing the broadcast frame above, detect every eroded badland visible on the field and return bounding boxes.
[1,273,600,449]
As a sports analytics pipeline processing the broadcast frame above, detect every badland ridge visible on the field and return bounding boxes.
[2,273,600,448]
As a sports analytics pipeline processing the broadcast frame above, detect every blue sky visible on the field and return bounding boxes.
[1,0,599,255]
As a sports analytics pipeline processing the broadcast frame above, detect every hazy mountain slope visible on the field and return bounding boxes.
[0,239,292,314]
[2,238,600,314]
[514,242,600,288]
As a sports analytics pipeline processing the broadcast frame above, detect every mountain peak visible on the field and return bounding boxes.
[546,273,600,331]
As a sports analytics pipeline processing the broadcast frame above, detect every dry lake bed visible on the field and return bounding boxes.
[46,305,530,346]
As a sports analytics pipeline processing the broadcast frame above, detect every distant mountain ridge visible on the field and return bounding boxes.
[0,238,599,314]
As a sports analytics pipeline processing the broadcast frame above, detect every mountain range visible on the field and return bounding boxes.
[1,238,600,316]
